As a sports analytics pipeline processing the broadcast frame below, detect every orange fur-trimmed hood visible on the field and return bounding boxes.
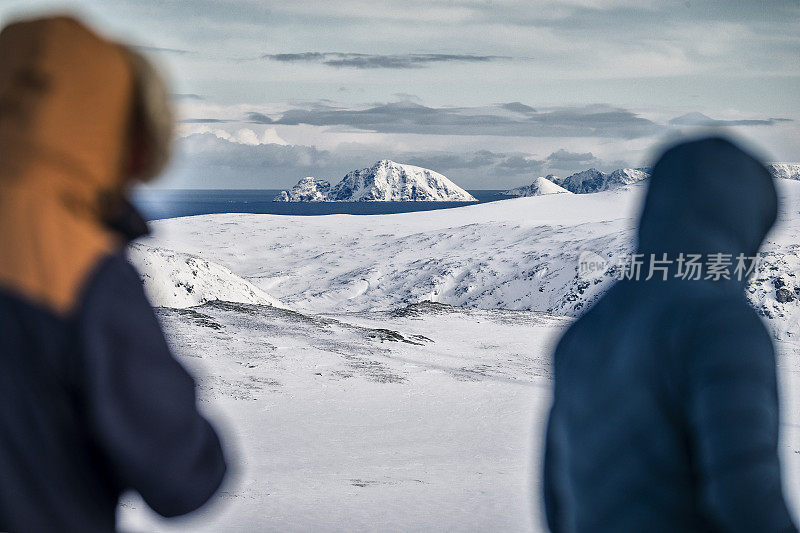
[0,15,139,314]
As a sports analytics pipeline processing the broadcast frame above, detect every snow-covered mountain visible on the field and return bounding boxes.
[125,181,800,532]
[274,177,331,202]
[606,168,650,187]
[128,243,284,309]
[552,168,607,193]
[552,167,650,194]
[768,163,800,181]
[276,160,477,202]
[500,176,571,197]
[273,163,799,204]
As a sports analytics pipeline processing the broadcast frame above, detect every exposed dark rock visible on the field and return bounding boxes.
[776,288,795,303]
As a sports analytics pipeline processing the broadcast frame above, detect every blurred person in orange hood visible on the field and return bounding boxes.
[0,15,227,532]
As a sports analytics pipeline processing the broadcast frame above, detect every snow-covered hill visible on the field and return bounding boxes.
[274,177,331,202]
[141,180,800,340]
[768,163,800,181]
[552,167,650,194]
[500,176,571,197]
[128,243,284,309]
[276,160,477,202]
[125,181,800,532]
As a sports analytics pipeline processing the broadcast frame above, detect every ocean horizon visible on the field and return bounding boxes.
[133,189,508,220]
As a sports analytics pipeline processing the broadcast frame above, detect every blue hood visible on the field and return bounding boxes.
[637,137,777,268]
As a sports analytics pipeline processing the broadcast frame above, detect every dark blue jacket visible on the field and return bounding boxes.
[0,206,227,532]
[543,137,797,532]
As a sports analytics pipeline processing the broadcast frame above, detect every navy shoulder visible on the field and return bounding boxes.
[73,250,227,517]
[80,252,147,306]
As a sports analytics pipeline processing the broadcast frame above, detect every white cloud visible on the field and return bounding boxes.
[178,125,288,146]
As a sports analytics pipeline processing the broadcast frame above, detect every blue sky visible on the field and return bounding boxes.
[3,0,798,188]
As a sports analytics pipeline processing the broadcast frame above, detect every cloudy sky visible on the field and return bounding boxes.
[3,0,799,189]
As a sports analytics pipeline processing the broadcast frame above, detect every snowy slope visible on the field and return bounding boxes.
[746,245,800,340]
[121,181,800,532]
[328,160,477,201]
[139,187,642,313]
[768,163,800,181]
[500,176,571,197]
[274,177,331,202]
[118,303,800,533]
[128,243,284,309]
[141,180,800,340]
[118,302,570,532]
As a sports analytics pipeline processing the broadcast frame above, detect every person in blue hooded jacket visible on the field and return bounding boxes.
[0,15,227,532]
[542,136,797,532]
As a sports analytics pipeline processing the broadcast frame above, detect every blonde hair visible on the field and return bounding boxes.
[122,46,174,182]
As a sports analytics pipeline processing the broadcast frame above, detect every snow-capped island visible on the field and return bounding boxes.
[274,162,800,204]
[275,160,477,202]
[273,177,331,202]
[499,176,571,197]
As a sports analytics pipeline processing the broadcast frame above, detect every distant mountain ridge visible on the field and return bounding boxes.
[276,161,800,202]
[275,160,477,202]
[553,167,651,194]
[502,167,651,197]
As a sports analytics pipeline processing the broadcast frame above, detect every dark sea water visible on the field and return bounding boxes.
[133,189,507,220]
